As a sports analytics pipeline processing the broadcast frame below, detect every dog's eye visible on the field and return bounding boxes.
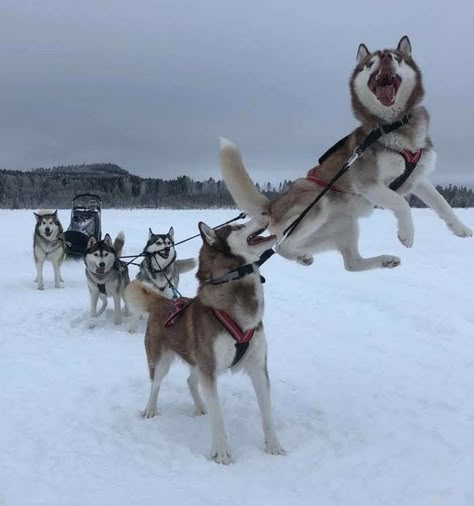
[103,252,109,257]
[367,61,374,69]
[94,252,99,257]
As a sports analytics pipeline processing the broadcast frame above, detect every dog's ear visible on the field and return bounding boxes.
[397,35,411,58]
[87,236,97,249]
[168,227,174,241]
[148,228,154,239]
[34,212,42,223]
[52,210,58,219]
[356,43,370,64]
[103,234,112,247]
[198,222,216,246]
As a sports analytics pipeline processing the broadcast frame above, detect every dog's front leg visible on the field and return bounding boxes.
[363,184,414,247]
[198,371,231,464]
[246,349,285,456]
[89,288,100,318]
[52,256,63,289]
[413,180,472,238]
[35,258,45,290]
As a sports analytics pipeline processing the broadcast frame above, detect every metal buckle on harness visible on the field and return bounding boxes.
[346,148,361,168]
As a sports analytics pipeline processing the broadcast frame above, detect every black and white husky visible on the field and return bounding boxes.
[33,210,65,290]
[136,227,196,299]
[84,232,130,325]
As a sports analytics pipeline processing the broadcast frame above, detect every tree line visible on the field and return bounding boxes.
[0,163,472,209]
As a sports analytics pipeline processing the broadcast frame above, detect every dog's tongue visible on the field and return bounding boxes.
[375,84,396,106]
[96,266,105,275]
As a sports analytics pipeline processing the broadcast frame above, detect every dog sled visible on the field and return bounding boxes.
[64,194,102,257]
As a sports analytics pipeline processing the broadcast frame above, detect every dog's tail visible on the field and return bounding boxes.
[176,258,197,274]
[114,232,125,257]
[219,138,270,215]
[125,280,165,314]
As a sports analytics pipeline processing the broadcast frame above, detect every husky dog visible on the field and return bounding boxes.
[136,227,196,298]
[220,36,472,271]
[33,210,65,290]
[84,232,130,325]
[126,218,285,464]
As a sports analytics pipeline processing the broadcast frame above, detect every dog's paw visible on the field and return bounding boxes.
[55,283,63,289]
[296,255,314,266]
[37,284,44,291]
[265,439,287,456]
[398,227,414,248]
[193,406,207,416]
[209,444,232,465]
[141,407,158,419]
[113,318,122,326]
[448,222,472,238]
[380,255,401,268]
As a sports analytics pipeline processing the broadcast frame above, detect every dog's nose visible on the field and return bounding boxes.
[99,262,105,268]
[381,52,392,62]
[45,227,50,233]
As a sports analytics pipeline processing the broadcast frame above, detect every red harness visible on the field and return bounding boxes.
[164,297,256,364]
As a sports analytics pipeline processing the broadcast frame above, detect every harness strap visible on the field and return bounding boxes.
[389,149,423,191]
[98,283,106,295]
[163,298,256,367]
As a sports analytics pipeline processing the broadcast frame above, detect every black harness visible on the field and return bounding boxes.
[317,114,423,194]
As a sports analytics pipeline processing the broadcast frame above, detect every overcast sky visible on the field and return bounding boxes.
[1,0,473,183]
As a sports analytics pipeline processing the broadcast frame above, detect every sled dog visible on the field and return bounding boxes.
[84,232,130,325]
[220,36,472,271]
[126,217,285,464]
[33,210,65,290]
[136,227,196,298]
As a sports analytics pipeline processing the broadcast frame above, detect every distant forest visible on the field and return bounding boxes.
[0,163,473,209]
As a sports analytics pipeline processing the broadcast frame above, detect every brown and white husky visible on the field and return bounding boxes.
[125,217,285,464]
[220,36,472,271]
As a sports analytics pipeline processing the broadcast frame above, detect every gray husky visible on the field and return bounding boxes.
[136,227,196,298]
[84,232,130,325]
[33,210,65,290]
[220,36,472,271]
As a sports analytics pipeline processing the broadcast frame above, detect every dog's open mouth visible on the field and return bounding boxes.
[247,226,276,246]
[158,248,170,259]
[95,266,106,275]
[368,67,401,106]
[44,230,52,237]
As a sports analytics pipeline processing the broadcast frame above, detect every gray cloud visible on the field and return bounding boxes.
[1,0,473,184]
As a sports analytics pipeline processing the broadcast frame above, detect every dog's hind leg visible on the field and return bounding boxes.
[336,219,400,271]
[142,351,173,419]
[187,368,207,415]
[245,344,285,456]
[277,203,329,266]
[198,370,231,464]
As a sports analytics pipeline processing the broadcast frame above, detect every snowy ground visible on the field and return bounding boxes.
[1,208,474,506]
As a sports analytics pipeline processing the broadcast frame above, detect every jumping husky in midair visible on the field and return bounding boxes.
[33,210,65,290]
[126,217,285,464]
[220,36,472,271]
[136,227,196,298]
[84,232,130,326]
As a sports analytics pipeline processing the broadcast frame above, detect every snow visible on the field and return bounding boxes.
[1,208,474,506]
